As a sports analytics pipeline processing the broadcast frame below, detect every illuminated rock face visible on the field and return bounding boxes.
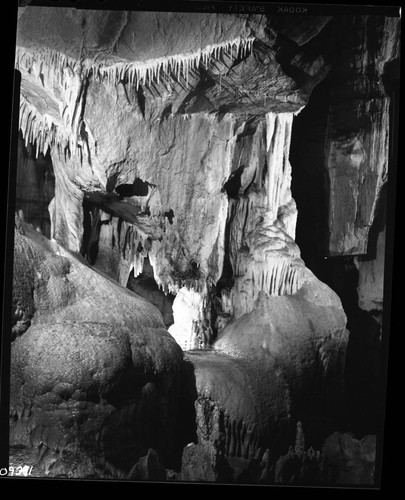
[220,112,302,322]
[15,6,317,349]
[10,6,398,483]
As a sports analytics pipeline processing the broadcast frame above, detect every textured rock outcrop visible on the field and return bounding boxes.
[356,219,386,313]
[15,135,54,238]
[176,270,348,479]
[10,217,185,477]
[172,261,348,481]
[215,271,348,412]
[321,432,376,485]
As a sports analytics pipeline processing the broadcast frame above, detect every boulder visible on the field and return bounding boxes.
[10,218,185,477]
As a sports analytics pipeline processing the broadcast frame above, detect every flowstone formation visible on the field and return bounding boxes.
[9,6,399,484]
[11,216,187,478]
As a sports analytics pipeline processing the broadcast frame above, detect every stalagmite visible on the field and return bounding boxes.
[168,285,212,350]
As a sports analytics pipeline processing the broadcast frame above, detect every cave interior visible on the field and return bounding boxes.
[4,3,401,486]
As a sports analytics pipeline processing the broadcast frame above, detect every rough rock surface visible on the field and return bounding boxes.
[356,223,386,313]
[174,266,349,481]
[215,270,348,413]
[324,15,399,256]
[321,432,376,485]
[10,217,185,478]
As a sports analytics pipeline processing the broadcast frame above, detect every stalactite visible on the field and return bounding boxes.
[16,35,254,168]
[82,36,254,90]
[19,99,55,158]
[18,79,83,162]
[224,256,305,319]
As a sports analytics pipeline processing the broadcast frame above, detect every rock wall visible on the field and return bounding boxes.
[324,15,399,256]
[288,14,399,438]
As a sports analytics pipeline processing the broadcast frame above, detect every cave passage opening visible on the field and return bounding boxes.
[15,132,55,239]
[127,257,176,328]
[115,178,154,198]
[289,73,389,439]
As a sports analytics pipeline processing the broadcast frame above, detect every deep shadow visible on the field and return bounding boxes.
[318,258,384,437]
[127,257,175,328]
[80,200,102,265]
[15,133,55,239]
[289,67,387,439]
[290,74,332,270]
[221,165,245,199]
[116,178,152,197]
[172,358,199,470]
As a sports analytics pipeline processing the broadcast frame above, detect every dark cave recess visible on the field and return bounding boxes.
[15,133,55,239]
[289,67,391,438]
[127,257,175,328]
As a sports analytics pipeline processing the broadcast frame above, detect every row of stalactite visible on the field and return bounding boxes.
[15,35,255,171]
[220,258,304,319]
[19,99,57,159]
[83,36,255,90]
[249,258,303,296]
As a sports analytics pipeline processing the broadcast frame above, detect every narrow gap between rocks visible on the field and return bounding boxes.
[15,133,55,239]
[127,257,175,328]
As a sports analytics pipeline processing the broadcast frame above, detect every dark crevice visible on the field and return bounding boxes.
[79,121,92,166]
[363,182,387,261]
[164,209,174,225]
[73,74,91,151]
[382,58,401,97]
[116,178,153,198]
[215,203,235,335]
[221,165,245,199]
[80,201,101,265]
[261,160,268,186]
[176,69,216,115]
[137,84,146,118]
[213,104,237,121]
[127,257,175,328]
[173,359,199,470]
[236,117,258,140]
[160,103,172,123]
[290,74,331,269]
